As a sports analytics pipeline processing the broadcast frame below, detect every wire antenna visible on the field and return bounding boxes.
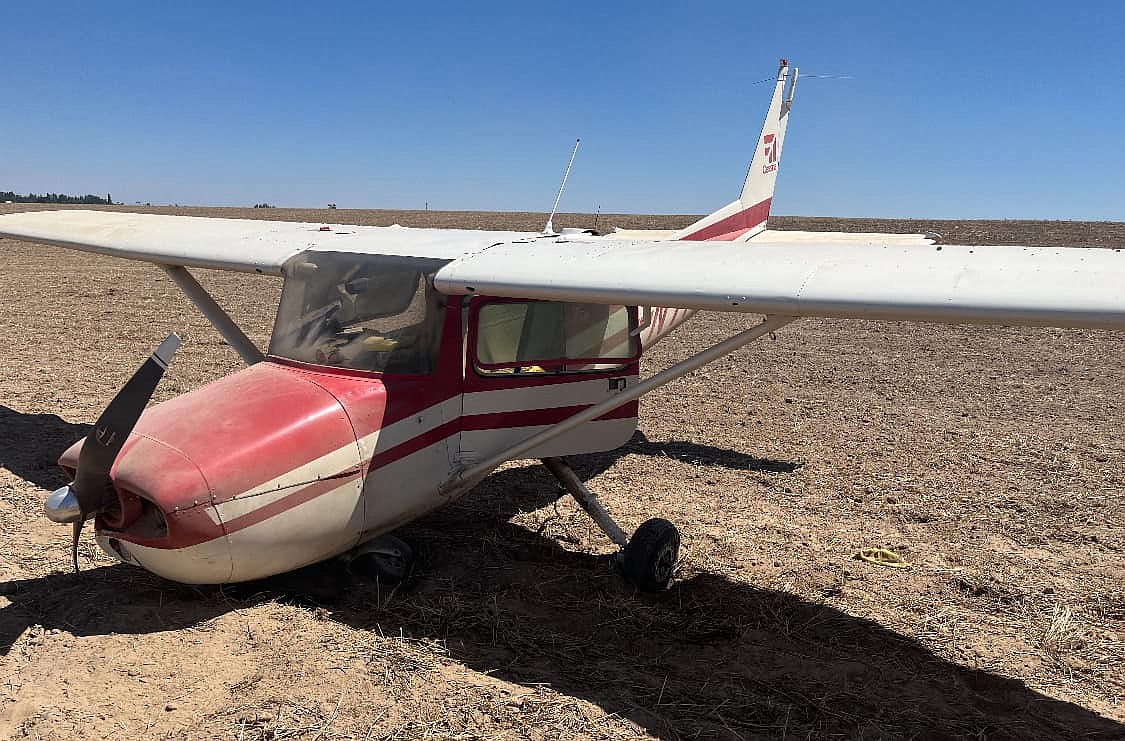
[544,138,580,235]
[751,72,852,84]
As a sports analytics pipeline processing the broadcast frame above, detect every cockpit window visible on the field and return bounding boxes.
[269,251,449,375]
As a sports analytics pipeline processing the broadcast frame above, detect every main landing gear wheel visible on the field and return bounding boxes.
[621,518,681,592]
[541,458,682,593]
[347,534,415,583]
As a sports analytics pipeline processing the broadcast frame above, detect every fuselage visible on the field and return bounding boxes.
[61,273,642,583]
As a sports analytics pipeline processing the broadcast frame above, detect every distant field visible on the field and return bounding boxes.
[1,206,1122,740]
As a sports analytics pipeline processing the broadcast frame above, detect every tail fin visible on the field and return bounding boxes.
[636,60,796,349]
[669,59,797,242]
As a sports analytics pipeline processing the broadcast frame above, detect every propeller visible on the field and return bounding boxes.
[44,333,182,572]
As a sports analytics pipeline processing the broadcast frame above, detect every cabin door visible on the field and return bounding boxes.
[456,298,641,468]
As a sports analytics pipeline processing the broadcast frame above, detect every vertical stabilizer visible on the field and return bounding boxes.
[669,59,797,242]
[637,59,796,349]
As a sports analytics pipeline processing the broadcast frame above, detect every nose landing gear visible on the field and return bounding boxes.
[346,534,415,583]
[542,456,681,592]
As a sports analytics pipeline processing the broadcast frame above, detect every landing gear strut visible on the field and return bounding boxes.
[542,456,680,592]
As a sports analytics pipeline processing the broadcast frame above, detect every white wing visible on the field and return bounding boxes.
[433,237,1125,330]
[0,210,523,274]
[4,210,1123,331]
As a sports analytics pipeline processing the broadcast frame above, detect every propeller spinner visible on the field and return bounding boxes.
[44,333,182,572]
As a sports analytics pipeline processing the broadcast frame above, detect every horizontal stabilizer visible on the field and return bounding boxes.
[748,229,938,247]
[606,228,937,247]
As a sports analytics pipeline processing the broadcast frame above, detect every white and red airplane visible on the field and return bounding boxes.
[2,60,1123,591]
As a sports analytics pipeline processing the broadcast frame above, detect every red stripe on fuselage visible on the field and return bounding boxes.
[217,468,364,536]
[677,197,771,241]
[129,400,639,544]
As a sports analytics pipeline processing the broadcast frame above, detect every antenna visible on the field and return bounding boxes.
[544,138,580,235]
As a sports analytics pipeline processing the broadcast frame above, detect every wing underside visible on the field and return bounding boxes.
[433,237,1125,331]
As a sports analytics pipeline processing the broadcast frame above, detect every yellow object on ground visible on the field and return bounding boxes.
[855,547,910,568]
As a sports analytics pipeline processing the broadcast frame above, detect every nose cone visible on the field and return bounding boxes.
[60,430,232,583]
[58,428,216,533]
[104,435,234,583]
[59,361,370,584]
[131,362,364,506]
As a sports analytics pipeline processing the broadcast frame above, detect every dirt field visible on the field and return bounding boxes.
[1,205,1123,740]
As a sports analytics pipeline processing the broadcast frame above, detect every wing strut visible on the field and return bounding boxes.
[160,265,265,365]
[442,314,796,493]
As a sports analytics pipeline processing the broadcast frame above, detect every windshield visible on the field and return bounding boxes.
[268,251,449,375]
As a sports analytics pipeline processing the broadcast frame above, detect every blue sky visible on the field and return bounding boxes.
[3,1,1123,219]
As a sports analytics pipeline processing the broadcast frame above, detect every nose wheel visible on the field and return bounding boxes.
[347,534,415,583]
[542,457,680,592]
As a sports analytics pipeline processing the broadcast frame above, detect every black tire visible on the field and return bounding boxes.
[348,535,414,584]
[622,518,680,592]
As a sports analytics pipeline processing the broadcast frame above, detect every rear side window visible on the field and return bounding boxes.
[473,300,637,375]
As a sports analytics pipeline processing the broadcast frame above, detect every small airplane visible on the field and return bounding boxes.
[2,59,1123,592]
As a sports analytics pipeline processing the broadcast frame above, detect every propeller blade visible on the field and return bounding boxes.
[71,332,182,521]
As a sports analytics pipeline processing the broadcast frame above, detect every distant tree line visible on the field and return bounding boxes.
[2,191,112,204]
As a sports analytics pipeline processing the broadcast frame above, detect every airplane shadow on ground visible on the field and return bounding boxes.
[0,405,90,490]
[1,436,1120,739]
[568,429,801,479]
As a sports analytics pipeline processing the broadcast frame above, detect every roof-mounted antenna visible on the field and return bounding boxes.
[543,138,580,235]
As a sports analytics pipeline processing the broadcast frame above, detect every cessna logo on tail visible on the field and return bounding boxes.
[762,133,778,174]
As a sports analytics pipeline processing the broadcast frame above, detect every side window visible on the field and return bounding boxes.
[473,300,637,375]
